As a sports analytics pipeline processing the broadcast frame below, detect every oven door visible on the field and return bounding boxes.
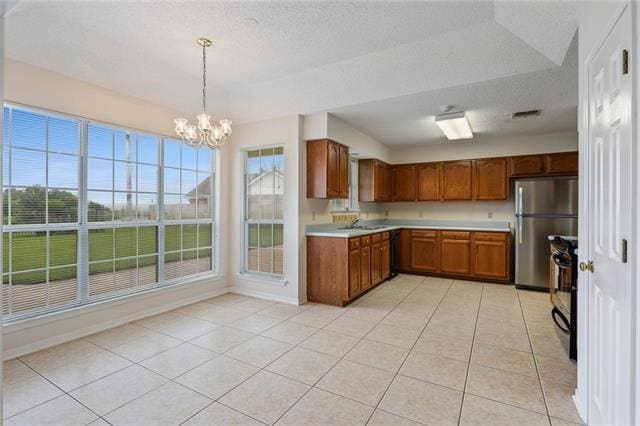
[550,253,573,331]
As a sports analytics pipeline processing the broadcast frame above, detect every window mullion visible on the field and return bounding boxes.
[158,137,165,285]
[78,120,89,303]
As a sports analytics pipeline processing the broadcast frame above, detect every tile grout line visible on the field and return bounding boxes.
[362,277,455,425]
[270,276,431,425]
[516,288,553,424]
[456,282,485,426]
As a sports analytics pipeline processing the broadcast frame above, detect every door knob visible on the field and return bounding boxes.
[579,261,594,273]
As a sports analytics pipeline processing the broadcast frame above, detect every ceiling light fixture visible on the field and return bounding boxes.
[174,38,232,148]
[435,107,473,141]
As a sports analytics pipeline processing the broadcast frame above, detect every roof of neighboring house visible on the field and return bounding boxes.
[185,175,213,198]
[248,170,284,188]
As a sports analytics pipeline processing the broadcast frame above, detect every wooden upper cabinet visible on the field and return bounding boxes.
[383,163,393,202]
[546,152,578,175]
[509,155,545,177]
[393,164,417,201]
[359,159,390,202]
[442,160,472,200]
[338,144,349,198]
[474,158,508,201]
[307,139,349,199]
[440,232,471,275]
[417,163,442,201]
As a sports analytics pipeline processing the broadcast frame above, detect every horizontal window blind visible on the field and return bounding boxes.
[1,105,217,321]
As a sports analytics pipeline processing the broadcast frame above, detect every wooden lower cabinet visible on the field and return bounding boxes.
[307,232,390,306]
[402,229,510,282]
[440,233,472,275]
[410,231,439,272]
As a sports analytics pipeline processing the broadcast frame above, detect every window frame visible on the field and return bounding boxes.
[1,102,219,322]
[242,145,284,279]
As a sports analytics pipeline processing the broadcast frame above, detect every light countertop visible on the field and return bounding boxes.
[306,219,511,238]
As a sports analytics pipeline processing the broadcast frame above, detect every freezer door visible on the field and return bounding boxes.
[515,216,578,289]
[515,178,578,216]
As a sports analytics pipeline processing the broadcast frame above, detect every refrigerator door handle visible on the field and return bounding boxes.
[517,216,523,244]
[518,186,524,215]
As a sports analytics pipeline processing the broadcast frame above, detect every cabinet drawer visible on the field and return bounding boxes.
[349,238,360,250]
[381,232,390,241]
[371,233,382,244]
[361,235,371,246]
[411,230,437,238]
[473,232,507,241]
[441,231,470,240]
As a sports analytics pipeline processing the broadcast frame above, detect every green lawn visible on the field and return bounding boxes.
[4,224,213,284]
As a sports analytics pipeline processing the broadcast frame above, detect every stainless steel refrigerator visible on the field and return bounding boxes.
[515,177,578,291]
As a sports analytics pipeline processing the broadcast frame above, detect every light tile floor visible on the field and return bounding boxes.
[3,275,582,425]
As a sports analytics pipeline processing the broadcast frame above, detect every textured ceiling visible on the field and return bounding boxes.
[4,1,580,146]
[331,33,578,146]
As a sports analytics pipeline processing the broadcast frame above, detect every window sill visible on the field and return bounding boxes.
[235,272,288,287]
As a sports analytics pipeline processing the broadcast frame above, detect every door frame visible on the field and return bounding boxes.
[578,2,638,423]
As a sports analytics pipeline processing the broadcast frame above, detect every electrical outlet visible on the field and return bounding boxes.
[487,211,493,219]
[384,210,389,218]
[312,211,316,221]
[419,211,424,218]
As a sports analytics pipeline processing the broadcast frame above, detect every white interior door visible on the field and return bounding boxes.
[587,5,632,425]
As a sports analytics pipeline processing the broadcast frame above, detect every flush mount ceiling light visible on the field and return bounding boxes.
[174,38,232,148]
[435,108,473,141]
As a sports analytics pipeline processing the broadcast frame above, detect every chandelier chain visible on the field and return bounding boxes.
[202,43,207,113]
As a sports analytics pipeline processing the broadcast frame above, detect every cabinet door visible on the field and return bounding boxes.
[411,237,439,272]
[383,163,393,201]
[327,142,340,198]
[509,155,545,177]
[443,161,472,200]
[381,241,391,279]
[371,242,382,285]
[393,164,416,201]
[360,245,371,289]
[473,240,508,279]
[546,152,578,175]
[440,238,471,275]
[417,163,441,201]
[397,229,412,272]
[474,158,507,200]
[375,161,385,201]
[338,144,349,198]
[348,248,361,298]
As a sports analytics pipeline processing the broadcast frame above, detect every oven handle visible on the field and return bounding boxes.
[551,307,571,335]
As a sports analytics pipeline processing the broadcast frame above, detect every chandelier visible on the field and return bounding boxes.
[174,37,232,148]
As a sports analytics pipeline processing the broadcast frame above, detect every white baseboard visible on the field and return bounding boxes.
[231,287,300,305]
[3,277,231,360]
[573,389,587,424]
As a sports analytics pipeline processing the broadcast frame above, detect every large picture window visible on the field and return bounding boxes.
[244,147,284,276]
[1,105,217,321]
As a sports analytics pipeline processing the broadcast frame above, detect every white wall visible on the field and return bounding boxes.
[4,59,188,137]
[227,115,304,304]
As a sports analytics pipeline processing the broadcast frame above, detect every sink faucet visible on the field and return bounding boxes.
[350,217,361,228]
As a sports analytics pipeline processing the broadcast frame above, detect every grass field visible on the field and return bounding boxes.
[4,224,213,284]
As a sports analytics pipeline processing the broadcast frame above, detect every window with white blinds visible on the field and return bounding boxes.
[1,104,217,321]
[243,147,284,276]
[162,138,215,280]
